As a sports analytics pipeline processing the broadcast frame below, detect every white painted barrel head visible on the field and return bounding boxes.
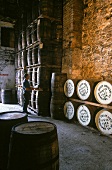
[95,109,112,135]
[64,101,75,120]
[77,105,91,126]
[76,80,91,100]
[94,81,112,105]
[64,79,75,97]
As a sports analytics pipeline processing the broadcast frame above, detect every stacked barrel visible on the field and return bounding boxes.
[15,0,63,116]
[64,79,112,135]
[50,73,67,120]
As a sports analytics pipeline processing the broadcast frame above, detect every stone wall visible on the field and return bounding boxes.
[62,0,83,79]
[82,0,112,80]
[62,0,112,81]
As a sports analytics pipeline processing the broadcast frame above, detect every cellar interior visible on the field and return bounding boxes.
[0,0,112,169]
[0,0,112,133]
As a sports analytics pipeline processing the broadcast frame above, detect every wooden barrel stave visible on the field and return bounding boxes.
[0,112,28,170]
[7,121,59,170]
[36,91,51,116]
[1,89,13,104]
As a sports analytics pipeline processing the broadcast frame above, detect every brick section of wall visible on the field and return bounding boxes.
[62,0,83,79]
[63,0,112,81]
[82,0,112,80]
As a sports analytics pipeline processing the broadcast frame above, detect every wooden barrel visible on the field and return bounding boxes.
[76,104,92,126]
[17,52,22,68]
[15,71,18,86]
[17,87,23,106]
[7,121,59,170]
[64,79,75,98]
[94,81,112,105]
[64,101,75,120]
[31,90,36,109]
[27,49,32,66]
[32,47,38,65]
[36,91,51,116]
[50,96,67,120]
[32,67,37,86]
[1,89,13,104]
[26,28,32,46]
[16,70,21,86]
[31,24,37,43]
[22,31,26,49]
[76,80,91,101]
[27,68,33,86]
[20,70,24,85]
[37,18,51,41]
[21,50,27,68]
[0,111,27,170]
[95,109,112,135]
[12,89,17,104]
[37,66,51,90]
[18,34,22,51]
[51,73,67,98]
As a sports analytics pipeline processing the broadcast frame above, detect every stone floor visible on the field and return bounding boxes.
[0,103,112,170]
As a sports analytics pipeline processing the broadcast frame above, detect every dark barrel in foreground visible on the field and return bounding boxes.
[0,111,28,170]
[7,121,59,170]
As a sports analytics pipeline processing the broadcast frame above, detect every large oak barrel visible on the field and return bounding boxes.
[37,66,51,90]
[22,31,26,49]
[26,28,32,46]
[95,109,112,135]
[18,34,22,51]
[21,50,27,68]
[51,73,67,97]
[32,47,38,65]
[76,104,96,127]
[7,121,59,170]
[17,87,23,106]
[27,49,32,66]
[16,70,21,86]
[50,73,67,120]
[27,68,33,86]
[31,24,37,43]
[0,111,27,170]
[94,81,112,105]
[64,101,75,120]
[76,80,91,101]
[1,89,12,104]
[50,96,66,120]
[32,67,37,86]
[76,105,91,126]
[31,90,36,109]
[36,91,51,116]
[17,52,22,68]
[64,79,75,98]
